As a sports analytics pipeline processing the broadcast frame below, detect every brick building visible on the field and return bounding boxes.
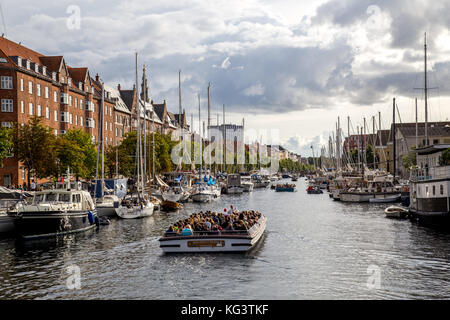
[0,37,189,187]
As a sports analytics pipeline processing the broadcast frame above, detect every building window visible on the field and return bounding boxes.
[54,91,57,102]
[69,96,73,106]
[26,60,30,69]
[69,113,73,124]
[61,111,69,123]
[433,139,439,144]
[75,115,78,125]
[75,97,78,108]
[54,129,58,135]
[1,76,13,89]
[80,116,83,127]
[37,84,41,96]
[20,78,24,91]
[54,110,58,122]
[79,99,83,109]
[28,81,33,94]
[440,185,444,195]
[21,101,24,114]
[45,87,49,99]
[1,122,12,128]
[1,99,13,112]
[60,93,69,104]
[37,105,42,117]
[110,122,112,131]
[29,103,33,115]
[45,106,49,119]
[432,185,435,196]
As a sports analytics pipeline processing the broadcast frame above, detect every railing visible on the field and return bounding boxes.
[410,166,450,182]
[163,218,263,238]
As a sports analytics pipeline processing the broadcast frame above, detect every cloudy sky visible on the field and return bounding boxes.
[2,0,450,156]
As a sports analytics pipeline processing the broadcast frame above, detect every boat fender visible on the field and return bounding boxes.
[88,211,95,224]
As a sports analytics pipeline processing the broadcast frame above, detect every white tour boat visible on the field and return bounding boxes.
[159,215,267,253]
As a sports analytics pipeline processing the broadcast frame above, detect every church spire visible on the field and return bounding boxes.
[141,64,149,102]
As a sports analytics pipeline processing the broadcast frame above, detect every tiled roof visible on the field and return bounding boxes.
[39,56,64,72]
[0,36,43,64]
[120,90,135,111]
[104,84,131,114]
[394,122,450,138]
[68,67,88,83]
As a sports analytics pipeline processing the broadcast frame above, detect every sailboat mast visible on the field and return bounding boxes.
[135,52,142,194]
[415,97,418,148]
[142,65,147,184]
[393,97,396,179]
[424,32,428,146]
[198,94,202,182]
[101,81,105,197]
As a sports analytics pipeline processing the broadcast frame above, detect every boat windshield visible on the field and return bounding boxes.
[45,193,58,202]
[34,194,45,204]
[59,193,71,202]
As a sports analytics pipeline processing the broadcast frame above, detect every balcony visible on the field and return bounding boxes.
[86,118,95,128]
[85,101,95,112]
[410,166,450,182]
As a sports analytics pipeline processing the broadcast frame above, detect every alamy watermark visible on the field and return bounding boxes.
[66,5,81,30]
[65,264,81,290]
[170,128,280,173]
[366,264,381,290]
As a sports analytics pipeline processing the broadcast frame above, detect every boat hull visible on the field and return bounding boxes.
[14,211,97,240]
[96,206,118,217]
[191,193,214,203]
[116,204,154,219]
[160,216,266,253]
[226,186,244,194]
[0,214,15,235]
[340,192,401,203]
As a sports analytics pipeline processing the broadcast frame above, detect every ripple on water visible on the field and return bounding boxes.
[0,179,450,299]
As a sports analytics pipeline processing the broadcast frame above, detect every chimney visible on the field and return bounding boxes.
[117,83,121,91]
[95,73,99,82]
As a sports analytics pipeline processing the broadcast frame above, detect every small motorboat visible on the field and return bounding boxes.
[306,186,323,194]
[275,184,296,192]
[369,195,401,203]
[161,200,182,211]
[384,205,409,219]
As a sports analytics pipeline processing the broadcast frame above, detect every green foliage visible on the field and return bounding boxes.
[440,148,450,166]
[0,127,13,168]
[55,129,98,179]
[13,117,57,185]
[402,151,417,171]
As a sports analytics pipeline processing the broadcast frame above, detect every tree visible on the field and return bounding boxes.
[402,151,417,171]
[13,117,57,186]
[56,129,98,180]
[0,127,13,168]
[440,148,450,166]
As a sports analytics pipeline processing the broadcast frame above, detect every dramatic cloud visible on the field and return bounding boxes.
[2,0,450,155]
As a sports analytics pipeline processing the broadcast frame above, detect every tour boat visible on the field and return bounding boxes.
[275,184,297,192]
[385,205,409,219]
[159,215,267,253]
[15,180,98,240]
[0,187,31,235]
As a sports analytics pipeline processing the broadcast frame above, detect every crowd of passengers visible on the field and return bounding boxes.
[165,207,262,236]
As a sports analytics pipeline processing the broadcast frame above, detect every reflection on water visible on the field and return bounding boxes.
[1,179,450,299]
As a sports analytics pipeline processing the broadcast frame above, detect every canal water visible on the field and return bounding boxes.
[1,178,450,299]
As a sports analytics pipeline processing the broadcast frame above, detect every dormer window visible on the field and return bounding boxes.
[91,87,94,94]
[61,76,65,84]
[34,63,39,73]
[17,57,22,67]
[26,60,30,69]
[78,82,83,90]
[42,66,47,76]
[52,72,56,81]
[68,78,71,86]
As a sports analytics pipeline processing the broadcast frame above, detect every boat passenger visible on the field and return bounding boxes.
[181,225,193,236]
